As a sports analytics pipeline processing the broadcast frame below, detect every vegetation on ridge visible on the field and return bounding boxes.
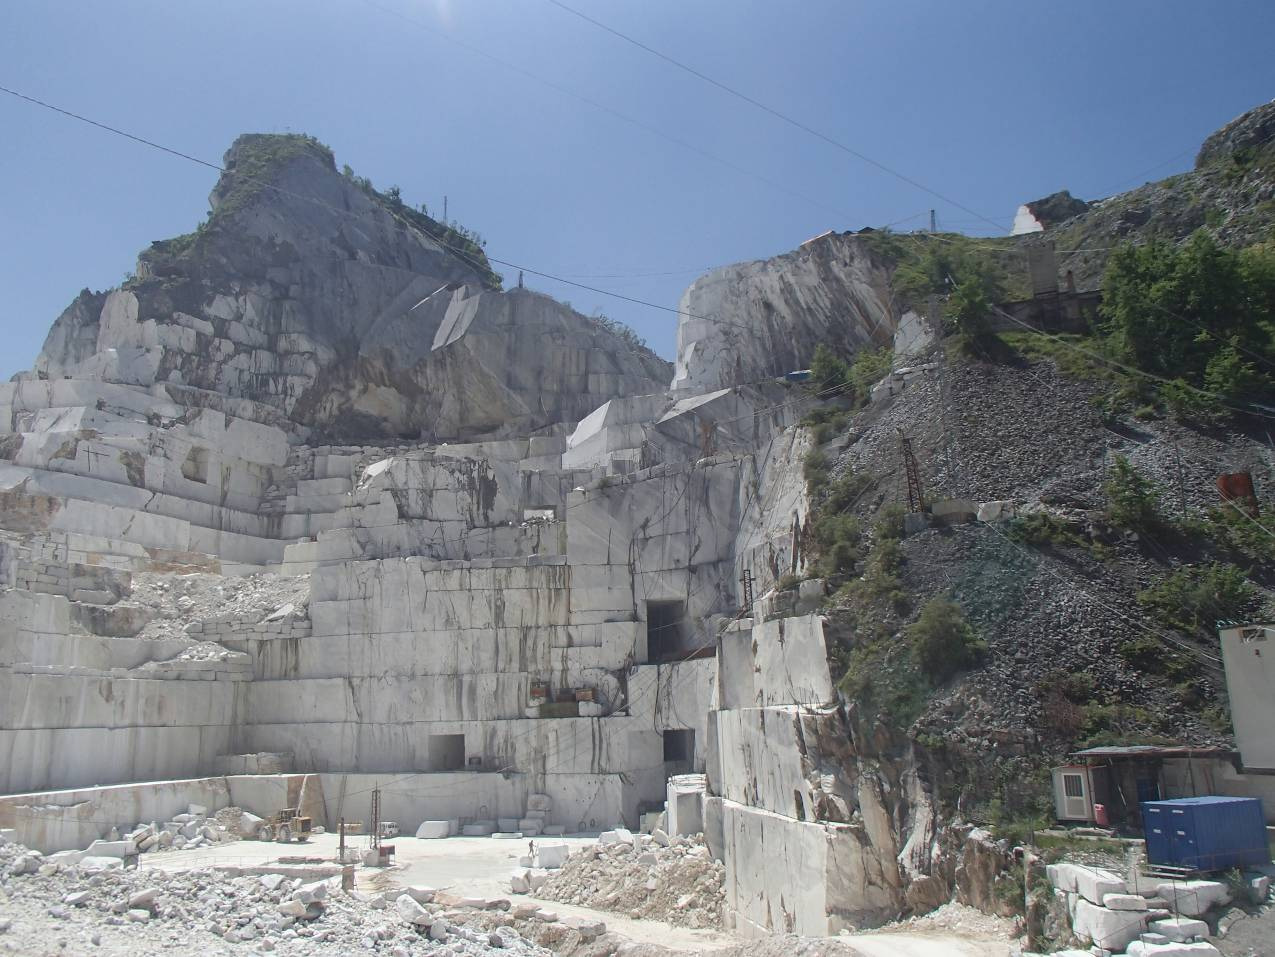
[140,133,505,290]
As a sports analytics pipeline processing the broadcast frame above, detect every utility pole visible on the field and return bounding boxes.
[443,195,448,223]
[739,569,755,611]
[370,787,382,851]
[929,209,937,233]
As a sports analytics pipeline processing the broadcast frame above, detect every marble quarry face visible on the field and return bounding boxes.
[0,134,927,935]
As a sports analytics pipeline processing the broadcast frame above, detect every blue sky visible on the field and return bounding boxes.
[2,0,1272,379]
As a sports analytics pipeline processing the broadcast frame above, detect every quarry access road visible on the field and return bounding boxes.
[142,835,1015,955]
[144,831,738,952]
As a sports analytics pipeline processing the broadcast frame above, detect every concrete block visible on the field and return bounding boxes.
[509,870,530,894]
[1103,893,1149,911]
[599,828,635,846]
[1073,899,1147,951]
[415,821,450,839]
[403,886,435,904]
[1147,917,1210,942]
[1153,881,1230,917]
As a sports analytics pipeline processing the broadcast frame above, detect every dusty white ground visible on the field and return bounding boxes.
[136,833,1016,956]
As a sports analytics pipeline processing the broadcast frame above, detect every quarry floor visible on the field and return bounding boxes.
[140,834,1012,956]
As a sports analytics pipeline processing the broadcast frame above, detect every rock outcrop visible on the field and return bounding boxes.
[1196,98,1275,168]
[31,134,670,443]
[672,232,897,393]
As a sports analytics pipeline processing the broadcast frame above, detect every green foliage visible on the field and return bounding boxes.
[1187,500,1275,563]
[908,595,987,684]
[1007,511,1083,548]
[892,235,1012,310]
[811,344,852,396]
[1078,702,1177,749]
[1138,562,1256,636]
[1000,331,1124,385]
[805,466,876,582]
[813,513,866,579]
[588,312,656,357]
[1102,454,1163,532]
[874,503,906,541]
[803,449,830,497]
[822,469,875,514]
[838,637,930,728]
[1100,232,1275,410]
[849,346,893,396]
[340,165,503,290]
[802,406,851,444]
[214,134,335,218]
[1035,669,1099,740]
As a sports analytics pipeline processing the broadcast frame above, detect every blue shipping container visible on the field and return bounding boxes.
[1142,796,1269,871]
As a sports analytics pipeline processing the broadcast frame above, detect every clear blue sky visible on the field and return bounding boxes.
[2,0,1272,379]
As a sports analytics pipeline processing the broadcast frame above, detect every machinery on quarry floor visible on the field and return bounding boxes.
[257,807,312,844]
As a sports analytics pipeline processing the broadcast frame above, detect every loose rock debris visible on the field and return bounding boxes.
[530,832,724,930]
[0,838,551,956]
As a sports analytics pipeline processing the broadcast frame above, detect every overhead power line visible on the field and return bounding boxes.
[0,84,705,325]
[355,0,856,224]
[543,0,1010,234]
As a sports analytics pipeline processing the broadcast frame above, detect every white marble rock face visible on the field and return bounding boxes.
[0,131,927,939]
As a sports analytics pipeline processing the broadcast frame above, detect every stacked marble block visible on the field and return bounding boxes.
[0,367,795,834]
[0,378,299,569]
[1045,862,1231,954]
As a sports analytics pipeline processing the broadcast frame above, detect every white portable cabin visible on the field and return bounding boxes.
[1052,764,1095,823]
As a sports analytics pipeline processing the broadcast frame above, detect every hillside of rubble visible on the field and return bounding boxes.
[756,101,1275,830]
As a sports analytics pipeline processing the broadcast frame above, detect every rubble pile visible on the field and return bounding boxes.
[119,803,232,857]
[530,830,724,930]
[127,572,311,641]
[0,838,550,956]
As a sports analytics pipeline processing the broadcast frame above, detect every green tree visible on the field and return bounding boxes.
[1102,454,1162,533]
[811,344,851,396]
[1138,563,1255,636]
[908,595,985,684]
[1101,232,1275,405]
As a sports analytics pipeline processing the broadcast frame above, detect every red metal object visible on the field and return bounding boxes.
[1217,472,1258,515]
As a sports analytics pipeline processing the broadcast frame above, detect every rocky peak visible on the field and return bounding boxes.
[208,133,337,215]
[1196,98,1275,168]
[1023,190,1090,228]
[25,133,671,443]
